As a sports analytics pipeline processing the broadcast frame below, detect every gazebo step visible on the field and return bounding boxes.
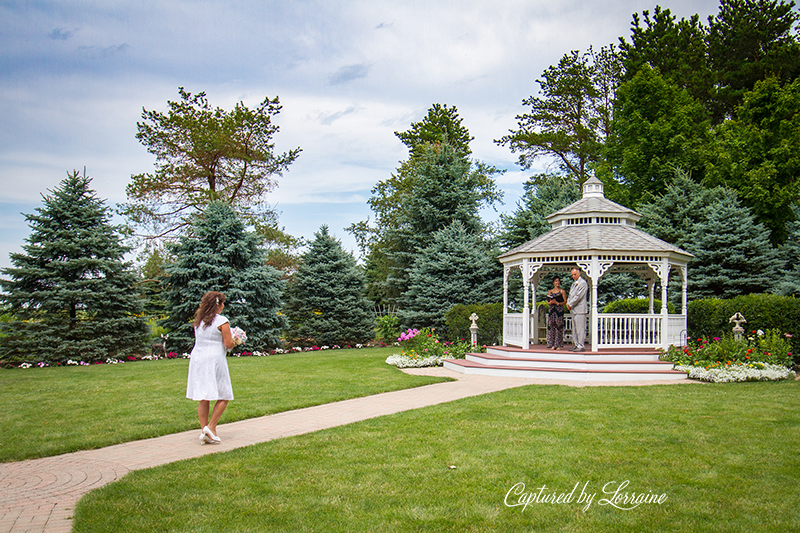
[467,352,674,371]
[443,358,688,382]
[486,345,663,362]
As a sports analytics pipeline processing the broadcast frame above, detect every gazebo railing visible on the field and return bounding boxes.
[667,315,686,346]
[503,313,525,347]
[596,313,686,348]
[597,313,660,346]
[503,312,687,349]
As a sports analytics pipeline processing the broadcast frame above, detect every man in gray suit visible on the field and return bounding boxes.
[566,268,588,352]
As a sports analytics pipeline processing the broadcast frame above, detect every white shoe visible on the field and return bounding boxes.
[203,426,221,443]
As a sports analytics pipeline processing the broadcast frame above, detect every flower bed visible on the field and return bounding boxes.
[675,362,796,383]
[661,329,796,382]
[385,328,481,369]
[8,343,384,369]
[385,353,449,368]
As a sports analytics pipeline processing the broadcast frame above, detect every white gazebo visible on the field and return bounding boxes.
[499,176,693,352]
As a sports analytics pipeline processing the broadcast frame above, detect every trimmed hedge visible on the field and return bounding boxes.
[445,302,503,346]
[603,298,676,314]
[688,294,800,360]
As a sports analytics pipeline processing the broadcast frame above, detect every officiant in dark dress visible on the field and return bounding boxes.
[546,276,567,350]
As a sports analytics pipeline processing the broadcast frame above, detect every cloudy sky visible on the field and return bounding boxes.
[0,0,722,270]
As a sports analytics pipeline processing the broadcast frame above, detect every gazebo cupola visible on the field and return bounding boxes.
[498,176,693,351]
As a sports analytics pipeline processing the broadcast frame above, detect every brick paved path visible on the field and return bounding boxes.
[0,369,689,532]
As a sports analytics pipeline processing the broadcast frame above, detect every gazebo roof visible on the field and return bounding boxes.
[499,176,693,264]
[499,224,691,258]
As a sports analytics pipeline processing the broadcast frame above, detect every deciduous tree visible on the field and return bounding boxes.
[705,76,800,245]
[606,65,712,207]
[121,87,301,243]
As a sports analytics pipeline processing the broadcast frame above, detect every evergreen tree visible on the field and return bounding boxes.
[496,46,622,186]
[638,170,780,300]
[707,0,800,122]
[777,205,800,295]
[395,103,474,157]
[283,226,374,346]
[690,193,782,299]
[400,221,501,330]
[161,201,286,352]
[348,104,502,306]
[618,6,714,113]
[122,87,301,242]
[384,141,493,301]
[0,171,147,364]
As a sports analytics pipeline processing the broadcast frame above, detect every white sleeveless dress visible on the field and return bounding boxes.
[186,314,234,401]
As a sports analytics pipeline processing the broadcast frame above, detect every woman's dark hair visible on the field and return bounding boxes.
[552,276,561,284]
[193,291,226,329]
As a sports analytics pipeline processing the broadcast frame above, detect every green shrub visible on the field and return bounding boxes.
[374,314,400,342]
[688,294,800,362]
[444,302,503,346]
[603,298,676,313]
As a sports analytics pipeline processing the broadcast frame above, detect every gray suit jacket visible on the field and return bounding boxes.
[567,276,588,315]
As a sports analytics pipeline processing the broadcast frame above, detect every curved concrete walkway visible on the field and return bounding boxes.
[0,369,691,533]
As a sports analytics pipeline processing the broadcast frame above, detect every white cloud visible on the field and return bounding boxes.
[0,0,724,271]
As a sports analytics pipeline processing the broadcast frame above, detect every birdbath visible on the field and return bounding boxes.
[729,312,747,341]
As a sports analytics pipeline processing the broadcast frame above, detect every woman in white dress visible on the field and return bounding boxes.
[186,291,235,444]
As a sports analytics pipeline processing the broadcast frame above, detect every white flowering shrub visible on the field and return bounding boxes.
[675,362,796,383]
[385,354,447,368]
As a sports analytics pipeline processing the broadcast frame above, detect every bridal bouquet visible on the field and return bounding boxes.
[231,326,247,346]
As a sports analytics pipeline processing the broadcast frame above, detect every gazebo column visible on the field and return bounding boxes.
[521,258,530,350]
[648,281,655,314]
[590,277,599,351]
[579,257,612,352]
[502,267,510,345]
[503,267,509,314]
[681,265,689,347]
[659,259,670,351]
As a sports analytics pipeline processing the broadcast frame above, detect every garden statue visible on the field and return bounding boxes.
[729,312,747,340]
[469,313,480,347]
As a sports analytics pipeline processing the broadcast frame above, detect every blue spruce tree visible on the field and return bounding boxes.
[283,226,374,346]
[401,221,501,330]
[161,201,286,352]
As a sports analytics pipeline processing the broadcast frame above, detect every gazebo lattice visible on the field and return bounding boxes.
[498,177,692,352]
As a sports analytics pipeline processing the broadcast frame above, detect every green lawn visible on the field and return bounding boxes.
[0,347,448,462]
[72,379,800,532]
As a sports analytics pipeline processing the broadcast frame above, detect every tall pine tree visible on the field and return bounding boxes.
[0,171,148,364]
[283,226,374,346]
[384,141,494,301]
[161,201,286,352]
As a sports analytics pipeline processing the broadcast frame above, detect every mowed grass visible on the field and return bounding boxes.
[0,347,448,462]
[73,380,800,533]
